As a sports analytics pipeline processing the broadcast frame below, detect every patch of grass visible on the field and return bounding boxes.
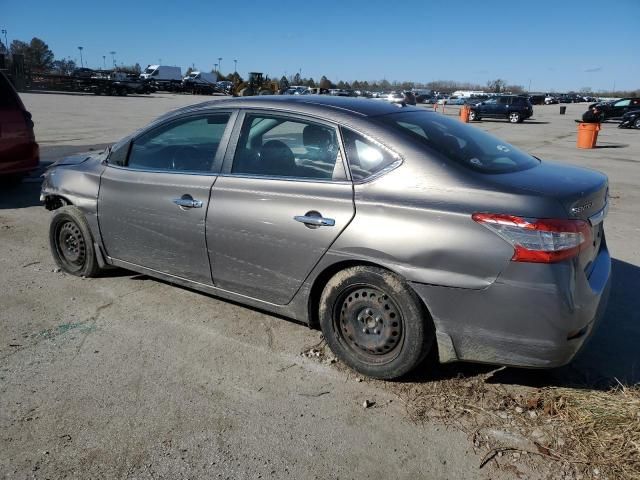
[395,371,640,479]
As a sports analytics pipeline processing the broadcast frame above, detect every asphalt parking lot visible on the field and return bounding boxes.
[1,92,639,479]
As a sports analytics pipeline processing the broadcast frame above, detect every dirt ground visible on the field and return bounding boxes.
[1,92,639,479]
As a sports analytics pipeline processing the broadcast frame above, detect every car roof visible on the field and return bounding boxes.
[155,95,423,124]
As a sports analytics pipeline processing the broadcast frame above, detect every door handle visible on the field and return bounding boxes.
[173,195,203,209]
[294,214,335,227]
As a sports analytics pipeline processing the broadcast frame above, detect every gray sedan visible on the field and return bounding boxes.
[41,96,611,379]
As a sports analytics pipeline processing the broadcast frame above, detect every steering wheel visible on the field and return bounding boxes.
[170,145,209,171]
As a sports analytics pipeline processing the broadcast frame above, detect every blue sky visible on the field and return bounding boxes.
[3,0,638,91]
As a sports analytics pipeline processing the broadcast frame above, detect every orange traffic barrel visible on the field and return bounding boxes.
[576,122,600,149]
[459,105,470,123]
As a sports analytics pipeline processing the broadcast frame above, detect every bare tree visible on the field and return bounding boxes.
[487,78,507,93]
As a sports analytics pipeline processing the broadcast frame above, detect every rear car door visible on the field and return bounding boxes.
[496,96,511,118]
[207,111,355,304]
[98,111,235,284]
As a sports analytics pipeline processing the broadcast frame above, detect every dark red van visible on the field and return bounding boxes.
[0,72,39,181]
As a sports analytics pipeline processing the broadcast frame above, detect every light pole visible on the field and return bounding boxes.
[214,63,218,73]
[218,57,222,73]
[102,55,106,69]
[234,58,237,73]
[110,51,116,67]
[77,46,84,68]
[1,29,7,54]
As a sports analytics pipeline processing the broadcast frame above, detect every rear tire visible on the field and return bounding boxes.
[634,118,640,129]
[469,110,477,121]
[49,206,101,277]
[509,112,522,123]
[319,266,433,379]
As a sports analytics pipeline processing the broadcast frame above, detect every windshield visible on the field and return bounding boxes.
[144,67,155,74]
[375,111,539,174]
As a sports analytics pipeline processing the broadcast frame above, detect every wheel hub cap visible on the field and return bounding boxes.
[338,287,402,356]
[57,222,85,266]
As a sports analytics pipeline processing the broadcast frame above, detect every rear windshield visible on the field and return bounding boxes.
[376,111,539,174]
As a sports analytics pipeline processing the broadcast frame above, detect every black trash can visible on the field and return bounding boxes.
[560,106,567,115]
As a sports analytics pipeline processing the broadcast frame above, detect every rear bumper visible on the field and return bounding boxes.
[410,242,611,368]
[0,142,40,176]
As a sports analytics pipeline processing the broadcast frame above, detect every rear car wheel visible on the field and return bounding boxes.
[509,112,522,123]
[469,110,477,121]
[49,206,101,277]
[319,266,433,379]
[634,118,640,129]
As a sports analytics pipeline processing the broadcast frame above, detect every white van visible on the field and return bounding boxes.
[140,65,182,81]
[183,71,218,85]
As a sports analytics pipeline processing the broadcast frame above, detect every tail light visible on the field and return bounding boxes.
[472,213,591,263]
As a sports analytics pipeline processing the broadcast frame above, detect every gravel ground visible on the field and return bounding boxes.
[1,92,639,479]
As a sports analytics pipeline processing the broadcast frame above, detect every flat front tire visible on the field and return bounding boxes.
[49,206,101,277]
[319,266,433,379]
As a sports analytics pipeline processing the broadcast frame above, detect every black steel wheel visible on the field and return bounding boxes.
[319,266,434,379]
[49,206,101,277]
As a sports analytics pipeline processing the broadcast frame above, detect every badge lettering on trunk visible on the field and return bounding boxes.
[571,201,593,215]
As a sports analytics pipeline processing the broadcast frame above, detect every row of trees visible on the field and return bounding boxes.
[2,37,637,96]
[1,37,55,71]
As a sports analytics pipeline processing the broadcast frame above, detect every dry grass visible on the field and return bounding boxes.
[395,371,640,479]
[304,338,640,478]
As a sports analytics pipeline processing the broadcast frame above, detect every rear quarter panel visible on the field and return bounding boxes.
[323,142,568,290]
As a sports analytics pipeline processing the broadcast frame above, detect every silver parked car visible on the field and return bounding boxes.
[41,96,611,379]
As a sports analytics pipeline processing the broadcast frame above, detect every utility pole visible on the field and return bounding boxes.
[78,46,84,68]
[1,29,7,54]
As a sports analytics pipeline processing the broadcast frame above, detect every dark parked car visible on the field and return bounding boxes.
[41,96,610,379]
[469,95,533,123]
[618,109,640,129]
[0,72,39,182]
[590,98,640,121]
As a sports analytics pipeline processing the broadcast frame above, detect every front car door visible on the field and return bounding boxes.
[207,111,355,304]
[98,111,235,284]
[610,99,631,119]
[480,97,498,117]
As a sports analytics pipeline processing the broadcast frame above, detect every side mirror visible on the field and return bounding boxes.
[107,138,132,166]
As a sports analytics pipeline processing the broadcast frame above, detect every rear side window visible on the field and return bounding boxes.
[232,114,344,180]
[377,111,539,174]
[341,128,399,181]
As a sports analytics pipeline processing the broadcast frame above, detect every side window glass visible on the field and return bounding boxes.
[232,115,343,180]
[499,97,510,104]
[341,128,398,181]
[485,98,497,105]
[127,114,230,172]
[615,99,630,107]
